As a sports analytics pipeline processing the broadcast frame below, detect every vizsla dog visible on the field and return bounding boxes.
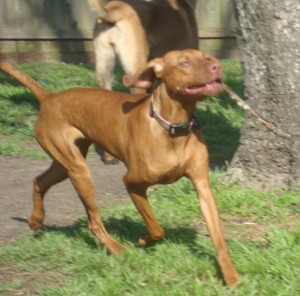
[0,49,239,285]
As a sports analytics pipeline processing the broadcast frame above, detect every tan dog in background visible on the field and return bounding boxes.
[0,49,239,285]
[88,0,198,90]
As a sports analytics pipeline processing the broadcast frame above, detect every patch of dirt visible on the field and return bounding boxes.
[0,153,129,244]
[0,264,65,296]
[191,213,299,246]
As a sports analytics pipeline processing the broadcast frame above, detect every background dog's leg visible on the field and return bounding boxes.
[124,178,165,246]
[189,174,240,285]
[28,160,68,230]
[94,28,120,164]
[115,23,148,94]
[94,31,116,90]
[118,45,148,94]
[102,151,119,165]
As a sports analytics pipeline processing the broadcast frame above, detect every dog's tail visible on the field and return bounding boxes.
[87,0,107,19]
[0,61,50,103]
[87,0,135,23]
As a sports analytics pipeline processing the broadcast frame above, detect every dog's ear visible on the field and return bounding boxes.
[123,58,164,89]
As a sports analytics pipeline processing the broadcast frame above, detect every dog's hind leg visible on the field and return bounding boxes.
[40,133,125,254]
[29,139,91,231]
[93,25,120,163]
[28,160,68,231]
[93,25,116,90]
[67,157,125,254]
[114,12,149,93]
[116,33,148,94]
[124,178,165,247]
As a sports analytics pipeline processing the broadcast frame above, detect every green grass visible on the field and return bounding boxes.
[0,175,299,295]
[0,61,243,161]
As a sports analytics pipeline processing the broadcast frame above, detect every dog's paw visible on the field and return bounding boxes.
[103,158,119,165]
[138,232,164,247]
[101,152,119,165]
[106,239,126,255]
[28,216,43,231]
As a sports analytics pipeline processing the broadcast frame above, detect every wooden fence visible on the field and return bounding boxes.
[0,0,238,63]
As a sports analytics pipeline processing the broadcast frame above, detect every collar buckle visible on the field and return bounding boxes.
[169,122,193,135]
[149,99,199,136]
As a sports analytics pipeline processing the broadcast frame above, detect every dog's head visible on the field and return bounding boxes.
[123,49,223,99]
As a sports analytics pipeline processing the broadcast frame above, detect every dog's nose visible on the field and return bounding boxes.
[208,62,222,74]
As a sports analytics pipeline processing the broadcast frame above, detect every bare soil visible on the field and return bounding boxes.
[0,153,129,244]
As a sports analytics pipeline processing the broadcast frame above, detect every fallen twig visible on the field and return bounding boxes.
[222,83,292,139]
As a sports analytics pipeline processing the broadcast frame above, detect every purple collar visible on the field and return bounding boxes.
[149,98,199,136]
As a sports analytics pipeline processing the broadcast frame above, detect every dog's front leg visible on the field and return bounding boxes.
[188,174,240,285]
[124,178,165,247]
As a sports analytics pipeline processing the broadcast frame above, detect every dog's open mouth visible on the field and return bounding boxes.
[185,79,222,95]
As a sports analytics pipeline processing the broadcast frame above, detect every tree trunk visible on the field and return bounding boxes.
[229,1,300,190]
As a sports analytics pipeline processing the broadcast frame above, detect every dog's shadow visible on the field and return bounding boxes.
[34,216,199,249]
[12,215,222,279]
[33,216,216,259]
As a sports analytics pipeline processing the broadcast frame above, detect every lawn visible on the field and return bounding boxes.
[0,61,299,295]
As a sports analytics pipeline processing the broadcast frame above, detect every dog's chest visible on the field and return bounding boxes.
[127,142,189,184]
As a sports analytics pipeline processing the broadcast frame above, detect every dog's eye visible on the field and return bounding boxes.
[178,61,189,68]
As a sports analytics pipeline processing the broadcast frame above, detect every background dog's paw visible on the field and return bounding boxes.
[103,158,119,165]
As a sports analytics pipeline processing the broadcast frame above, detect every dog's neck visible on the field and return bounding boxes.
[151,82,197,124]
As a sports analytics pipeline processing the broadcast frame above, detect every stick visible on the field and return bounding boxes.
[222,83,292,139]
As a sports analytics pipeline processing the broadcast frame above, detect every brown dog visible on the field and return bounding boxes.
[0,49,239,285]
